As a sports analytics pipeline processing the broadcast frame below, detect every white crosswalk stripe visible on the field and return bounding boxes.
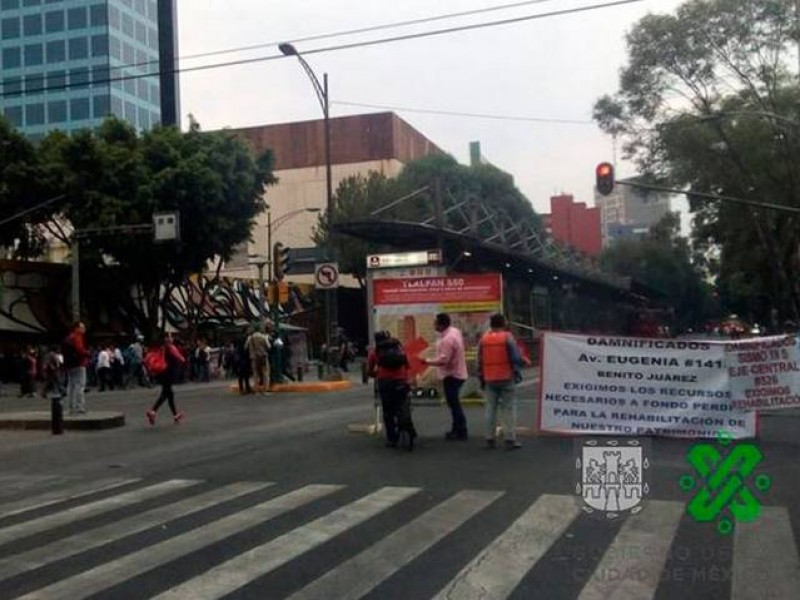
[0,481,271,581]
[0,476,798,600]
[0,477,139,520]
[433,493,581,600]
[0,479,198,546]
[287,489,503,600]
[154,486,421,599]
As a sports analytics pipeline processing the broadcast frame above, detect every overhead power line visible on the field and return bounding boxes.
[0,0,644,100]
[334,100,595,125]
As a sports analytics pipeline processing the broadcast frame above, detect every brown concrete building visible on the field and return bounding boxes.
[222,112,442,280]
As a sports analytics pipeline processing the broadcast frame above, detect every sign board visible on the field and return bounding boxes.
[367,249,442,270]
[153,211,180,242]
[726,334,800,410]
[285,247,328,276]
[314,262,339,289]
[539,332,757,439]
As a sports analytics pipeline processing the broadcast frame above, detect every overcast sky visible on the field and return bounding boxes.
[177,0,685,215]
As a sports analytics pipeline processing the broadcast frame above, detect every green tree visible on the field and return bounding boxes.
[40,117,275,334]
[601,213,712,330]
[594,0,800,326]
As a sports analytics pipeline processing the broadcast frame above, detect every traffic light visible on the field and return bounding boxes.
[273,242,291,280]
[596,162,615,196]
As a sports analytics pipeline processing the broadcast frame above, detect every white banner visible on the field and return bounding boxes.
[727,334,800,410]
[539,333,757,439]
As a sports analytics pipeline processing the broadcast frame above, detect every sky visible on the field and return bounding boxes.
[177,0,686,217]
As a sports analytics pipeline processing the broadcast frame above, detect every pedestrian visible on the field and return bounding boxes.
[62,321,90,414]
[368,331,416,450]
[18,347,37,397]
[196,340,210,382]
[422,313,469,440]
[96,345,113,391]
[234,335,253,394]
[111,344,125,389]
[245,323,271,392]
[478,313,525,450]
[41,345,65,399]
[130,336,150,387]
[146,332,187,425]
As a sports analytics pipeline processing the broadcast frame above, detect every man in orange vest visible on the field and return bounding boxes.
[478,313,525,450]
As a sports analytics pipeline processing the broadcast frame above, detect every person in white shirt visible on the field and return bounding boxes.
[96,346,113,391]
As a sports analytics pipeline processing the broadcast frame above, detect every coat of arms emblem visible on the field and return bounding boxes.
[575,439,650,519]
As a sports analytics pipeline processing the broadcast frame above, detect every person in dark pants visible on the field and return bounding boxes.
[368,331,416,450]
[146,333,187,425]
[422,313,469,440]
[234,336,253,394]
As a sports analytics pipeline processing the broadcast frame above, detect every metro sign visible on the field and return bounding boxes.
[366,250,442,269]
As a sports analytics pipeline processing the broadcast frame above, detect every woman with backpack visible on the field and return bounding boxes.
[367,331,417,450]
[146,332,187,426]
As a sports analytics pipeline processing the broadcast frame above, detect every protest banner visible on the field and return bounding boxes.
[726,334,800,410]
[539,332,756,439]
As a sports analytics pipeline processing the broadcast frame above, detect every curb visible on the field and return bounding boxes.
[229,381,353,394]
[0,411,126,431]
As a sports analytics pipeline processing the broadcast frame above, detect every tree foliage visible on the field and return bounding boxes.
[594,0,800,325]
[600,213,712,331]
[313,153,543,285]
[6,117,275,334]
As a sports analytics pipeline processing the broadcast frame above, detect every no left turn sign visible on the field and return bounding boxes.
[314,262,340,289]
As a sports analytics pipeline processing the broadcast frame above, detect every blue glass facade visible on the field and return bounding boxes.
[0,0,163,139]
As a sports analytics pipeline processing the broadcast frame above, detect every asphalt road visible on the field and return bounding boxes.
[0,377,798,599]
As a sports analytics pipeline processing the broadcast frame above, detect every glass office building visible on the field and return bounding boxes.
[0,0,179,140]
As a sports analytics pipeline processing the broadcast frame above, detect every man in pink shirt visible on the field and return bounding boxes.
[423,313,469,440]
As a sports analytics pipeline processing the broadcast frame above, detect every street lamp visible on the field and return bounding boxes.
[279,42,335,347]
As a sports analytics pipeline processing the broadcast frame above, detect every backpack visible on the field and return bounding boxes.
[143,348,167,376]
[61,337,79,369]
[376,339,407,369]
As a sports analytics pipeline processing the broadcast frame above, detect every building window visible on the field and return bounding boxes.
[134,0,145,15]
[124,100,137,125]
[3,77,23,98]
[1,0,20,10]
[70,97,91,121]
[4,105,23,127]
[150,110,159,127]
[67,7,87,30]
[109,5,120,30]
[46,40,66,63]
[147,27,158,50]
[47,99,67,123]
[45,10,65,33]
[24,73,46,94]
[121,13,133,37]
[109,36,121,59]
[91,34,108,56]
[23,14,43,36]
[23,0,41,6]
[68,37,89,60]
[2,47,22,70]
[138,106,149,129]
[148,1,156,20]
[135,21,146,44]
[90,4,107,27]
[69,68,90,89]
[149,82,159,105]
[24,44,43,67]
[47,70,66,90]
[25,103,45,126]
[122,42,134,64]
[93,94,110,118]
[123,76,135,96]
[110,95,123,117]
[92,64,109,85]
[2,18,21,40]
[137,78,148,101]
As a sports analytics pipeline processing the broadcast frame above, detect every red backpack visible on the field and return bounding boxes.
[143,347,167,376]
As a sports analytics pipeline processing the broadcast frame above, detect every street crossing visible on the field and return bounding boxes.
[0,476,797,600]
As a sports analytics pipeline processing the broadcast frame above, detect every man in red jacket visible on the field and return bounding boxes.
[63,321,90,415]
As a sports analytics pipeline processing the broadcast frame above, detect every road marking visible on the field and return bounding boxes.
[0,481,271,580]
[434,494,581,599]
[0,479,197,546]
[287,489,503,600]
[17,484,343,600]
[0,478,139,520]
[578,500,684,600]
[154,486,421,599]
[732,506,800,600]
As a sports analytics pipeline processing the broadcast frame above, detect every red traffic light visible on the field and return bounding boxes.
[596,162,615,196]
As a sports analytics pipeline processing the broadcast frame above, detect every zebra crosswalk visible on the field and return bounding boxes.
[0,476,797,599]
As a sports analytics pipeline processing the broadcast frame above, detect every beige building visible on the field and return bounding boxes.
[594,178,672,247]
[221,112,441,283]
